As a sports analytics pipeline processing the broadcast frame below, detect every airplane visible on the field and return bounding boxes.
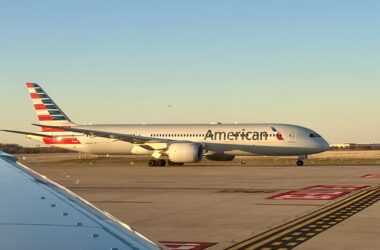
[2,83,330,167]
[0,151,162,249]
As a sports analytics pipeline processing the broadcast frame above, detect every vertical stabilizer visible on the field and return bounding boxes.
[26,83,76,126]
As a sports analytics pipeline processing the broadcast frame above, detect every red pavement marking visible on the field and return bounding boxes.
[160,241,216,250]
[303,185,369,191]
[267,184,370,200]
[362,174,380,178]
[267,190,350,200]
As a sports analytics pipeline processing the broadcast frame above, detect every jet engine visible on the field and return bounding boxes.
[166,143,203,163]
[205,153,235,161]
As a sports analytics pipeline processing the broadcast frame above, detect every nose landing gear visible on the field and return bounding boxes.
[296,155,307,166]
[296,160,304,166]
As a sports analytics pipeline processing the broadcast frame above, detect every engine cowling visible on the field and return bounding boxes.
[166,143,203,163]
[205,153,235,161]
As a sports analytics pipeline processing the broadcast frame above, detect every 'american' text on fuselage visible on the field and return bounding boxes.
[204,129,269,141]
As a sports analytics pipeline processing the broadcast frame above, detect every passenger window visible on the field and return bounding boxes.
[309,133,321,138]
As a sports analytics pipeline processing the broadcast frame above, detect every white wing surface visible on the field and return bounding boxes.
[0,151,162,250]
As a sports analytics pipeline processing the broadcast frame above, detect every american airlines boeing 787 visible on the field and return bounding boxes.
[3,83,330,166]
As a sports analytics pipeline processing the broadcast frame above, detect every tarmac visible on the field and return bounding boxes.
[22,153,380,250]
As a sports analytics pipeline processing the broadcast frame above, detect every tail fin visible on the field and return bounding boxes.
[26,83,76,126]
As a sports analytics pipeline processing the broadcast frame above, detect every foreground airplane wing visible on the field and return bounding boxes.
[0,151,162,250]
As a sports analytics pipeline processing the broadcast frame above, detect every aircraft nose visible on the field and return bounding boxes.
[320,138,330,151]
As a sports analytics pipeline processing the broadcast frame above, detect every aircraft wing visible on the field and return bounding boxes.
[1,129,55,138]
[0,151,162,250]
[32,124,173,144]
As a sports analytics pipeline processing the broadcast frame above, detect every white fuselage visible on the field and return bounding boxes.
[28,123,330,156]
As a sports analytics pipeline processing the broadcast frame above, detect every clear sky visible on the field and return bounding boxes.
[1,0,379,146]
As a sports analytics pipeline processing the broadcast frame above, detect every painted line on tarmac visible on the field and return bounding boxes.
[255,203,325,207]
[225,186,380,250]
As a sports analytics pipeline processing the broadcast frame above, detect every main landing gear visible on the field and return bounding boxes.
[296,155,307,166]
[148,159,185,167]
[148,159,166,167]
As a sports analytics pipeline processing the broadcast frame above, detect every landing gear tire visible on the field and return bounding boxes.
[296,160,304,166]
[158,159,166,167]
[148,159,156,167]
[148,159,167,167]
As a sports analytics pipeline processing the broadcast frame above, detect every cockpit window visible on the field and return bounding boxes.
[309,133,321,138]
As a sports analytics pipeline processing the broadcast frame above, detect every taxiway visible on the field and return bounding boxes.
[21,153,380,249]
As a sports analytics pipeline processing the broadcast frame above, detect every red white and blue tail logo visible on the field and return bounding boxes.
[26,83,74,125]
[26,83,80,145]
